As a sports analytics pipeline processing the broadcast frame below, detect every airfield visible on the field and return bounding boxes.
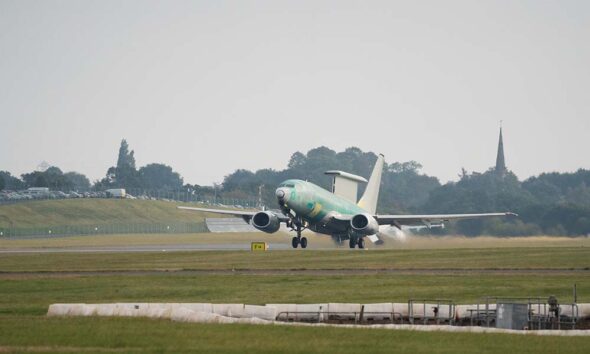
[1,200,590,353]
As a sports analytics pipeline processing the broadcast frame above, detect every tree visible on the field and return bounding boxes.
[138,163,183,190]
[21,166,73,190]
[64,172,91,190]
[117,139,136,171]
[222,169,258,192]
[97,139,140,189]
[0,171,24,190]
[21,171,47,187]
[114,139,138,188]
[380,161,440,213]
[287,152,306,169]
[0,174,4,191]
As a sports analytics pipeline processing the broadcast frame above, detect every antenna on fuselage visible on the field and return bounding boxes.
[324,170,368,203]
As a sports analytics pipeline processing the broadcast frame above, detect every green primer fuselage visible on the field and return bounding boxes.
[278,179,366,234]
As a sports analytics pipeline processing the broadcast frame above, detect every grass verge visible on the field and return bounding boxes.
[1,273,588,316]
[1,316,590,354]
[0,248,588,272]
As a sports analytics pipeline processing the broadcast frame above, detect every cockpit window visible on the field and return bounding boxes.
[280,183,295,188]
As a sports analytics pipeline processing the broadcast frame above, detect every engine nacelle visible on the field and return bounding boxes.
[251,211,281,233]
[350,213,380,235]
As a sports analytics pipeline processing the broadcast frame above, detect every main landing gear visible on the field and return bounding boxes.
[290,219,307,249]
[348,236,365,249]
[292,235,307,249]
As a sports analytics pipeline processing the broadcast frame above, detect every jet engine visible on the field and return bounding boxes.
[350,213,380,235]
[252,211,281,233]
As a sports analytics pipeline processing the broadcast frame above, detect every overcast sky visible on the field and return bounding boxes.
[1,0,588,185]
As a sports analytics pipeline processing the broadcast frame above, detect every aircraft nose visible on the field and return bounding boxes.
[276,188,289,201]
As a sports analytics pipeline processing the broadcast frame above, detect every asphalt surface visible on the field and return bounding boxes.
[0,243,298,253]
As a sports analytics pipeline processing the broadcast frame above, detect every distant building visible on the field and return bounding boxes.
[495,127,507,177]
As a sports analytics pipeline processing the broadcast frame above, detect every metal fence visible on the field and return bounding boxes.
[0,222,208,239]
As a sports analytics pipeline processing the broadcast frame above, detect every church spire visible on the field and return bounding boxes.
[495,125,507,177]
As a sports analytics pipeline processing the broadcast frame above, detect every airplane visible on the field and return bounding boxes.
[178,155,517,249]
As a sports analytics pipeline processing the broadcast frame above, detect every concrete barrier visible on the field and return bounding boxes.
[144,304,174,319]
[50,304,99,316]
[95,304,116,316]
[327,303,361,320]
[212,303,245,317]
[294,304,328,321]
[178,303,214,314]
[113,303,141,317]
[171,307,222,323]
[266,304,296,320]
[577,303,590,317]
[362,303,394,321]
[393,303,409,317]
[409,304,454,320]
[243,305,277,321]
[45,302,590,337]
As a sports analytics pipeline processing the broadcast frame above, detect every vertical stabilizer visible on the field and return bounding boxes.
[357,154,384,214]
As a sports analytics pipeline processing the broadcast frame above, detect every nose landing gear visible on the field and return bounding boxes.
[290,218,308,249]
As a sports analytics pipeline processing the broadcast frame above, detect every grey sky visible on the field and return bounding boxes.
[1,0,588,185]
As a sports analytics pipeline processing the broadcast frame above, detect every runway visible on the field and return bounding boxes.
[0,243,296,253]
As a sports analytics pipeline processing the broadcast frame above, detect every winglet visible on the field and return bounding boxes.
[357,154,385,214]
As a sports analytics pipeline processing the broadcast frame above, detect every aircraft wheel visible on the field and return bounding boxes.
[300,237,308,249]
[358,237,365,249]
[349,238,356,249]
[291,237,299,249]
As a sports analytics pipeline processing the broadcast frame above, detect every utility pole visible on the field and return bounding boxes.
[258,184,264,210]
[213,183,218,204]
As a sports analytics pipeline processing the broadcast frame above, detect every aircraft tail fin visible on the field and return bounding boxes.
[357,154,384,214]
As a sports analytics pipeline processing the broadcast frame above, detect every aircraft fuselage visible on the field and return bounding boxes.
[275,179,365,236]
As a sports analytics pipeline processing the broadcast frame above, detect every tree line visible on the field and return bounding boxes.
[0,140,185,194]
[1,141,589,236]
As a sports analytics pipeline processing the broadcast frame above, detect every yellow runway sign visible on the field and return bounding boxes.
[251,242,268,251]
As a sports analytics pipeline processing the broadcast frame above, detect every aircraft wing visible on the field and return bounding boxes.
[374,212,517,228]
[177,206,290,223]
[177,206,257,222]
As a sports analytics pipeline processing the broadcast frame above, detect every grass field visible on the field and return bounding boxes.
[0,247,588,272]
[1,200,590,353]
[3,316,589,354]
[2,316,590,354]
[2,272,589,316]
[0,199,221,228]
[1,247,590,352]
